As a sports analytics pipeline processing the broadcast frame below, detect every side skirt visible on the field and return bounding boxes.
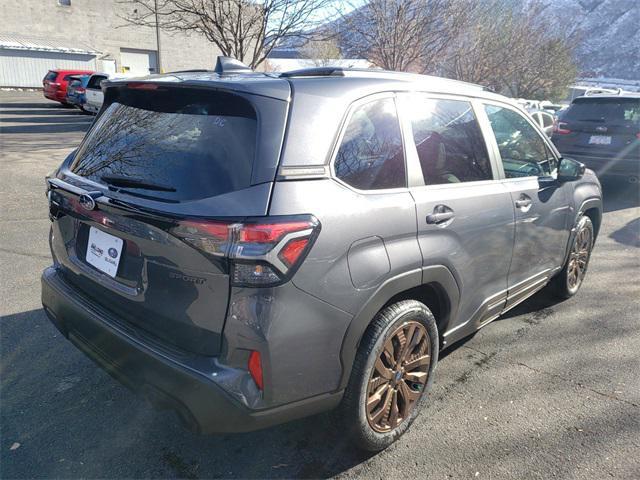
[442,268,559,348]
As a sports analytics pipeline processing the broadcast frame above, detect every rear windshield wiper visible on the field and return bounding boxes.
[101,175,176,192]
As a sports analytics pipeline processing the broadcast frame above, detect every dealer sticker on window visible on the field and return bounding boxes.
[86,226,123,278]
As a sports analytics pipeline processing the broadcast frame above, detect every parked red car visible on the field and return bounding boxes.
[43,69,94,105]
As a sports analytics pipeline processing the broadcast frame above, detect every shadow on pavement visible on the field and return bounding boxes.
[601,179,640,213]
[0,308,372,479]
[1,109,87,116]
[609,218,640,248]
[0,102,61,109]
[1,123,92,135]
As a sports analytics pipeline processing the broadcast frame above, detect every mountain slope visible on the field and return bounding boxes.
[536,0,639,79]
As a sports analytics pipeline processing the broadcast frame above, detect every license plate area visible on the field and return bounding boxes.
[589,135,611,145]
[86,226,123,278]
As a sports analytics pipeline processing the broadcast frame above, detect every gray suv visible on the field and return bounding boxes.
[42,60,602,451]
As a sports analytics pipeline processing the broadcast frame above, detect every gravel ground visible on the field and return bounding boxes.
[1,92,639,479]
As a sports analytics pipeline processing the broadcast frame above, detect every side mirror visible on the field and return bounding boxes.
[557,157,585,183]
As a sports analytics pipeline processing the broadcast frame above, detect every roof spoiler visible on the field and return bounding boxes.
[214,56,252,74]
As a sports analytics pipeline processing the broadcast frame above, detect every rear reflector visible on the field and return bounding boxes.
[248,350,263,390]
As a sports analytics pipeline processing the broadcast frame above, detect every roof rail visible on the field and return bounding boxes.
[168,69,212,74]
[214,56,252,74]
[280,67,345,77]
[279,67,488,91]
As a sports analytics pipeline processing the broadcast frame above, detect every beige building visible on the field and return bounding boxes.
[0,0,221,87]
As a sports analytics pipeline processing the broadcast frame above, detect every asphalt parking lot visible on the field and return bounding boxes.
[1,91,639,479]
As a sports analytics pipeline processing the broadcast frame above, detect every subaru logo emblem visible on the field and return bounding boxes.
[79,193,96,211]
[595,126,607,133]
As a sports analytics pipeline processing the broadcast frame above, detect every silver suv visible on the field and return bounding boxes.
[42,59,602,451]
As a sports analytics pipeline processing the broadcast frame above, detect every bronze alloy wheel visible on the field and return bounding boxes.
[567,224,592,290]
[366,320,431,433]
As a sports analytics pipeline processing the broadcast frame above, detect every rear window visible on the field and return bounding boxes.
[87,75,107,89]
[71,89,257,201]
[565,98,640,125]
[44,71,58,82]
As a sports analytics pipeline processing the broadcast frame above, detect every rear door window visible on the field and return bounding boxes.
[71,89,257,201]
[484,104,557,178]
[334,97,406,190]
[87,75,107,89]
[406,96,492,185]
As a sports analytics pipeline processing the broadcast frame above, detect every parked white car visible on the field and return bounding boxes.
[84,73,133,114]
[529,110,555,137]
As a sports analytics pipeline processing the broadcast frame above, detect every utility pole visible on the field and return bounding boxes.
[154,0,162,73]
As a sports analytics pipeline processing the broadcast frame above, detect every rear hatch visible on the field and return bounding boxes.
[43,71,59,96]
[552,96,640,160]
[48,80,290,355]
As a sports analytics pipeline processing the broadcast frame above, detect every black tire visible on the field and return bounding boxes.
[551,215,594,299]
[336,300,439,451]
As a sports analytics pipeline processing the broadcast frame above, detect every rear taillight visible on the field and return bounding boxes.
[553,121,571,135]
[171,215,320,287]
[76,87,86,93]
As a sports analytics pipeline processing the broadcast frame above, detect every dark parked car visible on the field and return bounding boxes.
[42,58,602,451]
[65,75,91,111]
[43,69,94,105]
[552,93,640,182]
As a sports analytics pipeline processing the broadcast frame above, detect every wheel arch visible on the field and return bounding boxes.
[337,265,460,391]
[580,201,602,239]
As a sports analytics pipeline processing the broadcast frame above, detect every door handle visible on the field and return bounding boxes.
[426,210,455,225]
[515,197,532,209]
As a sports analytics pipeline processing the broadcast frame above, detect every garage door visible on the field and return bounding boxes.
[0,49,97,88]
[120,48,158,75]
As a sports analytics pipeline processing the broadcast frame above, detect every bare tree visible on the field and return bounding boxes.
[337,0,469,73]
[442,0,577,100]
[300,38,342,66]
[118,0,334,69]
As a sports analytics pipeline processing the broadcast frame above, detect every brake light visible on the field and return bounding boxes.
[553,121,571,135]
[76,87,86,94]
[171,215,320,287]
[248,351,263,390]
[127,82,158,90]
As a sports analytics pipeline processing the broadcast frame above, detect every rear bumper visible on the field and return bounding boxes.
[41,266,341,433]
[44,90,66,102]
[561,153,639,178]
[83,102,99,113]
[66,94,85,106]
